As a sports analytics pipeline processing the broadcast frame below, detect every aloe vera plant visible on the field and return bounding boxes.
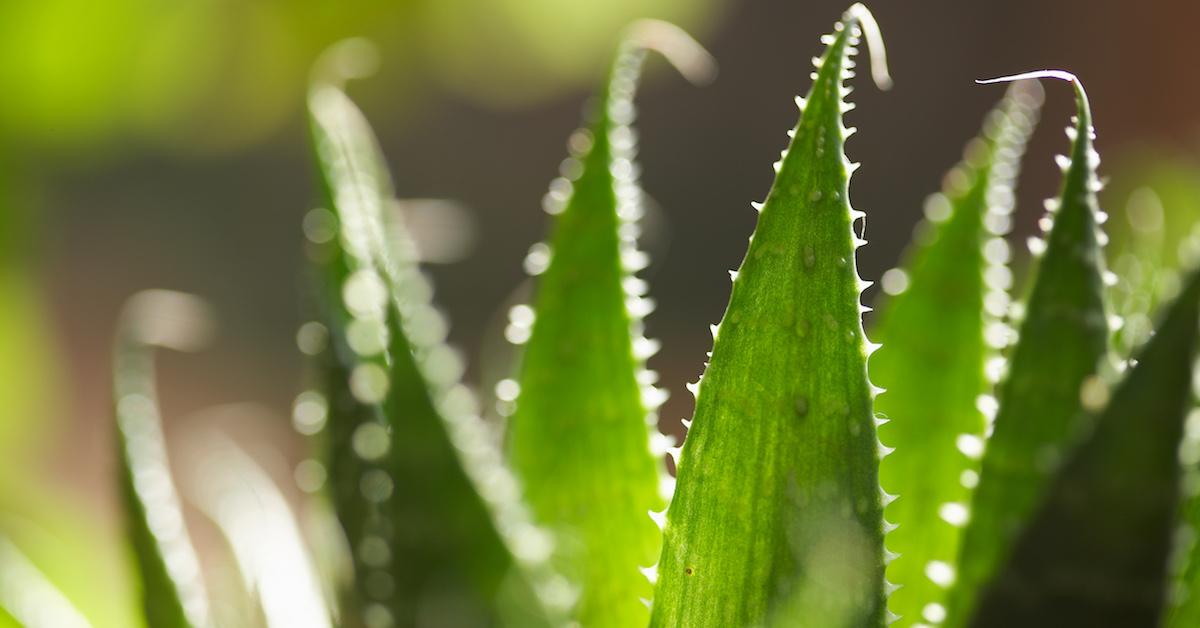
[8,5,1200,628]
[650,5,893,626]
[941,71,1112,628]
[506,21,713,628]
[306,75,567,627]
[874,81,1043,627]
[112,290,214,628]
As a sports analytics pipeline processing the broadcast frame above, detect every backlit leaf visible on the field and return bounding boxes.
[874,83,1042,627]
[945,72,1111,627]
[506,20,713,628]
[649,5,892,626]
[969,267,1200,627]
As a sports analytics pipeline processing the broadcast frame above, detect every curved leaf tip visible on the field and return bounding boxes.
[114,289,215,628]
[977,70,1090,118]
[623,19,717,86]
[845,3,892,90]
[120,289,215,353]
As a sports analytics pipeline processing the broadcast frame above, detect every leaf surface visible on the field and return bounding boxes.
[506,21,712,628]
[968,267,1200,627]
[306,74,565,627]
[873,83,1042,627]
[945,72,1111,627]
[649,5,891,626]
[112,290,214,628]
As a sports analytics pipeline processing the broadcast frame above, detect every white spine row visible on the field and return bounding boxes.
[676,11,898,621]
[301,87,577,623]
[880,84,1043,628]
[493,36,676,602]
[114,289,218,628]
[116,387,211,628]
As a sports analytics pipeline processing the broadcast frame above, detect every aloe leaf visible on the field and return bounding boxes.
[648,5,891,626]
[873,83,1042,627]
[112,290,215,628]
[0,535,93,628]
[964,266,1200,627]
[504,21,713,627]
[1167,419,1200,628]
[944,71,1111,627]
[180,421,333,628]
[306,64,566,626]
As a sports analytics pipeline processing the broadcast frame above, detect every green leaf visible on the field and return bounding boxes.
[945,72,1111,627]
[967,267,1200,627]
[1167,422,1200,628]
[649,5,891,626]
[306,70,566,627]
[0,534,93,628]
[112,290,215,628]
[506,21,713,628]
[874,83,1042,627]
[0,495,141,628]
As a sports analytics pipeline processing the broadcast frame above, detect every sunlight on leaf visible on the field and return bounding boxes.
[181,423,333,628]
[650,5,891,626]
[506,20,712,628]
[306,63,568,625]
[112,289,215,628]
[874,82,1042,628]
[946,71,1111,627]
[0,535,92,628]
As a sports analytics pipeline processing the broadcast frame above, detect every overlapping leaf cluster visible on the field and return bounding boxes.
[5,4,1200,628]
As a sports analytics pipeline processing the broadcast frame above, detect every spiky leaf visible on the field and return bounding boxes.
[968,267,1200,627]
[946,72,1110,627]
[874,83,1042,627]
[649,5,890,626]
[306,77,564,627]
[112,290,213,628]
[506,22,712,628]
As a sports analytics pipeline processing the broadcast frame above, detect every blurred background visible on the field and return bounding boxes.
[2,0,1200,623]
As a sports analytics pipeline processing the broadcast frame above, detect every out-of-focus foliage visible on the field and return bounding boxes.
[946,74,1111,628]
[1105,153,1200,353]
[874,83,1042,628]
[0,0,721,154]
[0,170,54,477]
[0,169,136,627]
[507,22,712,628]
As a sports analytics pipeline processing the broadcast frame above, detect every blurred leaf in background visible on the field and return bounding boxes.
[0,165,139,627]
[0,0,723,154]
[1105,150,1200,352]
[0,167,55,474]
